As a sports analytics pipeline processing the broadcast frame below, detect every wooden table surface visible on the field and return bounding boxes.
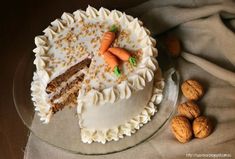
[0,0,146,158]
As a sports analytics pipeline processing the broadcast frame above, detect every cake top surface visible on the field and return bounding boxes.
[33,6,158,106]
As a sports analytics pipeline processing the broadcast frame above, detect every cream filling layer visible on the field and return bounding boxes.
[49,68,88,99]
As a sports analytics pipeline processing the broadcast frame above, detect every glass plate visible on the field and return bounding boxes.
[13,51,179,155]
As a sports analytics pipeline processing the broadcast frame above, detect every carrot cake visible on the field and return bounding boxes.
[31,6,164,144]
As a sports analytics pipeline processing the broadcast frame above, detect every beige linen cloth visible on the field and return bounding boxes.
[24,0,235,158]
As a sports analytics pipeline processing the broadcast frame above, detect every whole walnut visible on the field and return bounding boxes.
[178,101,201,120]
[163,35,181,58]
[193,116,213,138]
[171,116,193,143]
[181,80,204,101]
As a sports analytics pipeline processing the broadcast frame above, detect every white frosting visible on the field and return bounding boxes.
[31,73,52,124]
[80,80,153,129]
[80,72,164,144]
[31,6,163,144]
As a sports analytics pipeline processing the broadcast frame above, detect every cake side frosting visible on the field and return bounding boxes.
[80,70,164,144]
[80,80,154,129]
[31,6,158,123]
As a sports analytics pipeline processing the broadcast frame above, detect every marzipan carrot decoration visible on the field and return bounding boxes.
[108,47,137,66]
[103,51,121,77]
[99,25,118,55]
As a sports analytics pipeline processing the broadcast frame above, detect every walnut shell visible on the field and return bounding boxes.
[171,116,193,143]
[178,101,201,120]
[181,80,204,101]
[193,116,212,138]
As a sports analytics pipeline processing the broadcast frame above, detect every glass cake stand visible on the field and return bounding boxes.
[13,49,179,155]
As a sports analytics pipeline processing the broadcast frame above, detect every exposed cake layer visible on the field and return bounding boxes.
[31,58,91,122]
[46,58,91,114]
[46,58,91,94]
[50,74,84,113]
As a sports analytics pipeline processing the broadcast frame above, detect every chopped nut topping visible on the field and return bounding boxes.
[43,18,143,91]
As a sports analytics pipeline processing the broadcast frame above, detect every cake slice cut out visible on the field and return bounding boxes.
[46,58,91,113]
